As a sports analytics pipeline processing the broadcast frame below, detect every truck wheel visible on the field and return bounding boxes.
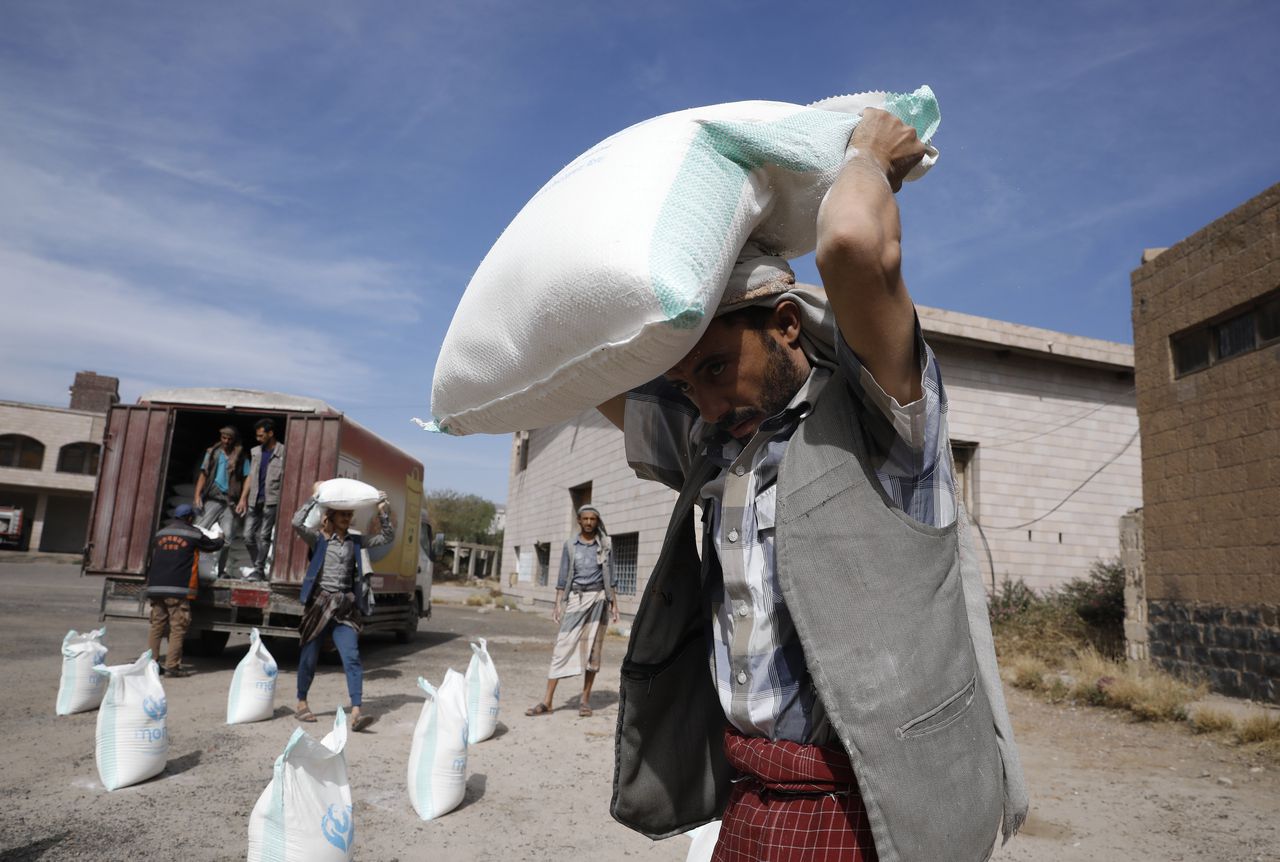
[395,602,420,644]
[187,630,230,657]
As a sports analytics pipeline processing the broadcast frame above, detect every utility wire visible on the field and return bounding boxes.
[979,386,1136,450]
[991,428,1140,530]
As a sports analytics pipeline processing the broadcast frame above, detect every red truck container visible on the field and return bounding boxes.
[85,388,436,656]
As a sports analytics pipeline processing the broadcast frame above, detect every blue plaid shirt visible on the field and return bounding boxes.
[624,323,955,743]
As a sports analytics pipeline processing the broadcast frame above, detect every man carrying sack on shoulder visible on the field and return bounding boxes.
[598,110,1027,861]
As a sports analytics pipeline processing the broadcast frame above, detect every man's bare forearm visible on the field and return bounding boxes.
[815,110,925,405]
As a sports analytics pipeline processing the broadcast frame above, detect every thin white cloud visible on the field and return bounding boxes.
[0,245,377,403]
[0,146,417,314]
[134,155,288,205]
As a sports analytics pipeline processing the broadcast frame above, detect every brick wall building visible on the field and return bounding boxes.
[0,373,118,553]
[1130,183,1279,703]
[502,303,1141,618]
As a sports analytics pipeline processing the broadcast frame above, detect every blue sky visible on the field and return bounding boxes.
[2,0,1277,503]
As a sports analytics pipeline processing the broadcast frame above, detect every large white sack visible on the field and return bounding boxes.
[464,638,500,744]
[303,478,382,530]
[56,627,108,715]
[248,709,354,862]
[684,820,722,862]
[227,628,278,724]
[95,650,168,790]
[424,87,940,435]
[407,670,469,820]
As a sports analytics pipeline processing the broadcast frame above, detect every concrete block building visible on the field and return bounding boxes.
[1130,182,1279,703]
[0,372,118,553]
[502,304,1142,619]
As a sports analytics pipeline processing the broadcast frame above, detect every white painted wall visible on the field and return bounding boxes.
[502,326,1142,609]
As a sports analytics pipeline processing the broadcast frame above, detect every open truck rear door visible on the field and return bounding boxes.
[86,404,174,576]
[85,404,174,620]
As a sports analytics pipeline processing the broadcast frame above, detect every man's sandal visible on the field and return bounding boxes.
[352,714,374,733]
[295,707,317,723]
[578,705,593,717]
[525,702,552,716]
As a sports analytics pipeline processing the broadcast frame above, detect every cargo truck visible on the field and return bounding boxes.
[85,388,438,655]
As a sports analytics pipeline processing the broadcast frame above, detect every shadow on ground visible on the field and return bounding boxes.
[0,831,69,862]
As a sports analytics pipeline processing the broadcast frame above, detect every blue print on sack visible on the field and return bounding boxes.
[143,696,168,721]
[321,804,354,852]
[263,661,278,679]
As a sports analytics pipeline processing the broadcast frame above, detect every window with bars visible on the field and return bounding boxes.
[1171,288,1280,377]
[611,532,639,596]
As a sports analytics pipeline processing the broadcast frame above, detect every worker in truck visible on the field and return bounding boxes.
[193,425,249,579]
[291,486,394,733]
[145,503,224,677]
[238,418,285,582]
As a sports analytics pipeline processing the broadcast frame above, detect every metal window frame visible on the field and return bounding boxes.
[1169,286,1280,379]
[611,532,639,596]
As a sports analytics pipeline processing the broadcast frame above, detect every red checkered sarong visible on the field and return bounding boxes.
[711,727,877,862]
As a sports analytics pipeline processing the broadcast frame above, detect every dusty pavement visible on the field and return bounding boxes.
[1,562,1277,862]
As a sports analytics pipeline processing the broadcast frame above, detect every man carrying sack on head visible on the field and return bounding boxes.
[526,504,618,718]
[291,483,394,733]
[597,110,1027,861]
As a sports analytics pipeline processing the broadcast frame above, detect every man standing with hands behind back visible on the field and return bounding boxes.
[239,418,285,582]
[525,504,618,718]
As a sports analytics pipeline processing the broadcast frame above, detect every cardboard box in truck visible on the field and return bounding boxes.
[84,388,435,656]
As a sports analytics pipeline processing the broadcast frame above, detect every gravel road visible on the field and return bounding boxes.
[1,562,1276,861]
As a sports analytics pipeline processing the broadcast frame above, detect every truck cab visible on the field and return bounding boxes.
[0,506,23,550]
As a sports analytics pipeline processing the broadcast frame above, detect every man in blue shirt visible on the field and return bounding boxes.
[193,426,249,579]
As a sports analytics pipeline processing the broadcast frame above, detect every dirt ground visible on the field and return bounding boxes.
[1,562,1277,862]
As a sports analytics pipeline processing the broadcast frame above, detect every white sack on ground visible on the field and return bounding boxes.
[56,627,108,715]
[227,628,278,724]
[407,670,469,820]
[95,650,168,790]
[464,638,500,744]
[303,478,382,530]
[247,709,354,862]
[423,87,940,436]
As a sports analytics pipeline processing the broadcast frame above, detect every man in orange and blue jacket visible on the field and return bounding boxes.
[145,503,224,677]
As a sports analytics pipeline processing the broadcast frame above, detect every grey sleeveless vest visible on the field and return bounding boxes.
[610,373,1027,862]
